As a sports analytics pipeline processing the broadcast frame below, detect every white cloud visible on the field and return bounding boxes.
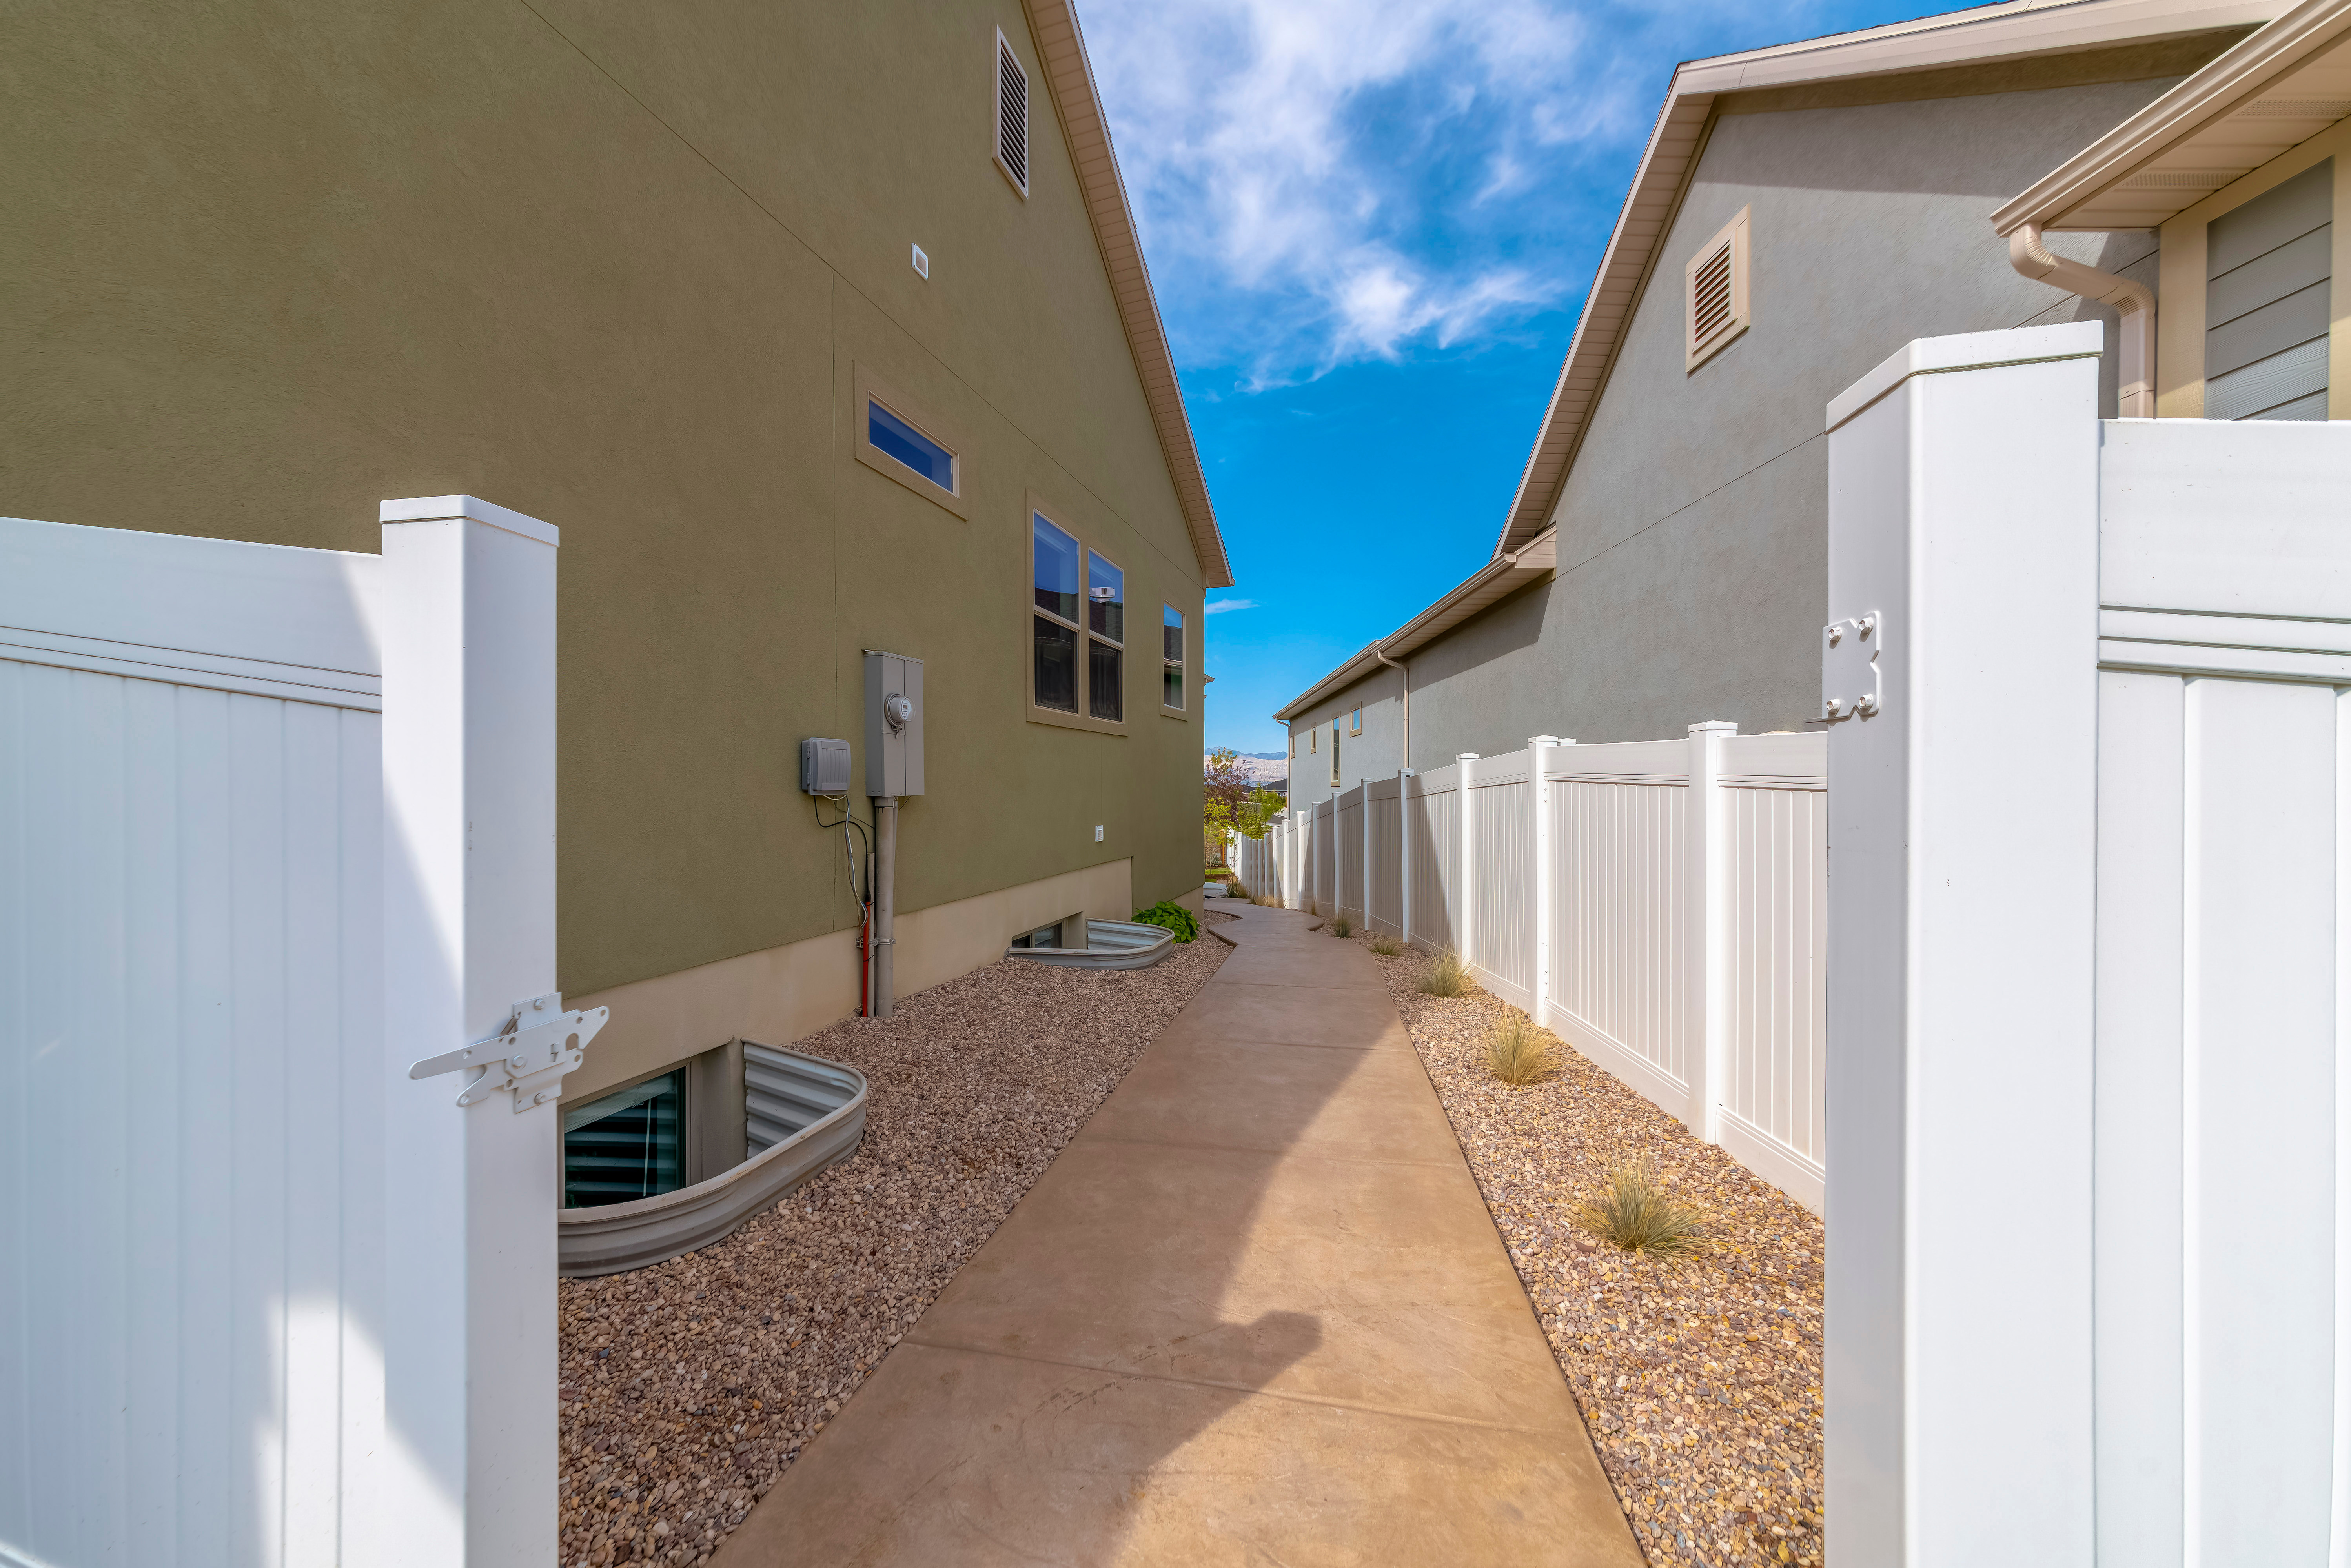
[1078,0,1861,383]
[1205,598,1259,613]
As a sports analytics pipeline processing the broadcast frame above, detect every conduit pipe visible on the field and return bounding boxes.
[1374,644,1408,769]
[874,797,898,1019]
[2007,222,2155,417]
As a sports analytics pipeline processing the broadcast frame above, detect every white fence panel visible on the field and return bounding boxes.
[1337,785,1365,924]
[1368,777,1403,935]
[0,500,567,1568]
[1468,751,1535,1010]
[1313,800,1335,915]
[1408,766,1460,951]
[1716,736,1828,1208]
[1547,771,1690,1111]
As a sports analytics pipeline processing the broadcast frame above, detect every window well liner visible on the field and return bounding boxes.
[556,1044,866,1278]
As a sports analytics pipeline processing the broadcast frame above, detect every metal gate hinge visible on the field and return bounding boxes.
[1821,611,1884,722]
[407,992,610,1114]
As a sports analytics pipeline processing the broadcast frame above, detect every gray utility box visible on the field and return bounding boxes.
[863,649,924,798]
[799,736,852,796]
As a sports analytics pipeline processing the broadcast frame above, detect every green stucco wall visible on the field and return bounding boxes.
[0,0,1210,994]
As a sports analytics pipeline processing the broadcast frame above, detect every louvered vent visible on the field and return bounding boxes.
[995,30,1030,198]
[1684,206,1751,370]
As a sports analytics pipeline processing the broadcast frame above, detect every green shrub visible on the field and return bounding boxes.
[1133,900,1199,943]
[1417,950,1471,997]
[1577,1161,1705,1259]
[1484,1013,1554,1086]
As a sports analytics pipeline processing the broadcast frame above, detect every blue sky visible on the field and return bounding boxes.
[1078,0,1943,755]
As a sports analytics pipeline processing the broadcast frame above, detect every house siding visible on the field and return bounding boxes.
[0,0,1211,1001]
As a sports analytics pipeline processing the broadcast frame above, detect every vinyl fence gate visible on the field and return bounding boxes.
[1,497,580,1568]
[1825,322,2351,1564]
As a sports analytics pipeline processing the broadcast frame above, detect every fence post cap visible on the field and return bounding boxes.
[1528,735,1560,747]
[1687,720,1739,735]
[1455,752,1479,761]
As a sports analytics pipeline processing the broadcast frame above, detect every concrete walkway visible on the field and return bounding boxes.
[712,901,1643,1566]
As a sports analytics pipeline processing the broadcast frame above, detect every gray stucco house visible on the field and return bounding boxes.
[1276,0,2294,800]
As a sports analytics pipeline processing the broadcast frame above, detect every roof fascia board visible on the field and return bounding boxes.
[1992,0,2351,231]
[1490,0,2280,561]
[1021,0,1235,589]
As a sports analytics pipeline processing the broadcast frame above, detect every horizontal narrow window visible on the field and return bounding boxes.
[869,399,956,492]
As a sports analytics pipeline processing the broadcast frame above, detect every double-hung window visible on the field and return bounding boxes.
[1087,550,1124,721]
[1033,512,1083,715]
[1162,605,1186,713]
[1030,505,1136,731]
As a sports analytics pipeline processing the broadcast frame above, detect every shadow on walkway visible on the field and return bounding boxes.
[711,901,1641,1566]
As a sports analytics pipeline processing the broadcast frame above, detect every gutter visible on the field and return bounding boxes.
[2006,222,2155,417]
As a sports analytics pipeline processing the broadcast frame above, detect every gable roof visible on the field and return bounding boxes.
[1993,0,2351,232]
[1490,0,2279,560]
[1023,0,1234,589]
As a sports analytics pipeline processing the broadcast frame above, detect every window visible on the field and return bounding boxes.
[1685,206,1752,371]
[1029,504,1128,732]
[994,29,1030,198]
[1162,604,1186,713]
[563,1072,684,1208]
[1330,723,1341,786]
[1350,707,1362,735]
[1088,550,1124,721]
[852,364,969,517]
[869,400,955,491]
[1033,513,1081,713]
[1310,729,1317,753]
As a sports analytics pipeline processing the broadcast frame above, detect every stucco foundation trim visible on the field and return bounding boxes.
[566,858,1135,1104]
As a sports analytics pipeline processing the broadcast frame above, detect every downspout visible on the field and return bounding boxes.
[2008,222,2156,418]
[1373,644,1408,771]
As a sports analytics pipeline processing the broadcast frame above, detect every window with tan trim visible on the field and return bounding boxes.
[1161,604,1187,715]
[1685,206,1751,371]
[1028,501,1127,734]
[852,362,970,519]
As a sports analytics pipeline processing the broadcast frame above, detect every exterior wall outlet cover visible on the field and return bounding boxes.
[1094,825,1104,842]
[911,243,929,280]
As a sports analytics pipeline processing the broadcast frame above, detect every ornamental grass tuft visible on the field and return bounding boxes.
[1416,949,1470,997]
[1368,931,1403,957]
[1577,1160,1706,1260]
[1484,1012,1554,1086]
[1331,915,1353,938]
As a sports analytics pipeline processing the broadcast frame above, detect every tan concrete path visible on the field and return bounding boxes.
[711,901,1643,1567]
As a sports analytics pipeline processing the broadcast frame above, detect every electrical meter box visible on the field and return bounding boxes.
[799,736,852,796]
[863,650,924,798]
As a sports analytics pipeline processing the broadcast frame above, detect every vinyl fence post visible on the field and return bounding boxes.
[1685,720,1737,1144]
[1399,767,1414,947]
[1528,739,1559,1023]
[1456,753,1478,963]
[378,496,563,1568]
[1823,324,2100,1559]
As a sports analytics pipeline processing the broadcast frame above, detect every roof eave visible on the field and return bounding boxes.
[1023,0,1235,590]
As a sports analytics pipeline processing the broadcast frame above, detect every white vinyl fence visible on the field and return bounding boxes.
[1239,722,1827,1211]
[1,498,576,1568]
[1823,321,2351,1563]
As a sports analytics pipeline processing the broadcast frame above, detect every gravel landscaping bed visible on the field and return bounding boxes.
[556,933,1230,1567]
[1362,939,1825,1568]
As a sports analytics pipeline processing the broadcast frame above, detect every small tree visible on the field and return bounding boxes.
[1235,786,1284,840]
[1204,747,1251,814]
[1203,793,1234,869]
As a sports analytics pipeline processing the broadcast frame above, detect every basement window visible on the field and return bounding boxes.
[1685,206,1752,371]
[994,29,1030,198]
[563,1072,685,1208]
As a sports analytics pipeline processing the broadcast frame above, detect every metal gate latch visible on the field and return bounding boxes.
[407,993,610,1113]
[1821,611,1884,721]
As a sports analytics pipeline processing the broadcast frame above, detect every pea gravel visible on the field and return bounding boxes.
[1363,938,1826,1568]
[555,930,1231,1567]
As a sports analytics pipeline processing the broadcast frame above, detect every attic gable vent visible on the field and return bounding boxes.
[994,29,1030,198]
[1685,206,1752,371]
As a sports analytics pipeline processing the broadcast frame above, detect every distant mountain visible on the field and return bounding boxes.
[1206,751,1287,789]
